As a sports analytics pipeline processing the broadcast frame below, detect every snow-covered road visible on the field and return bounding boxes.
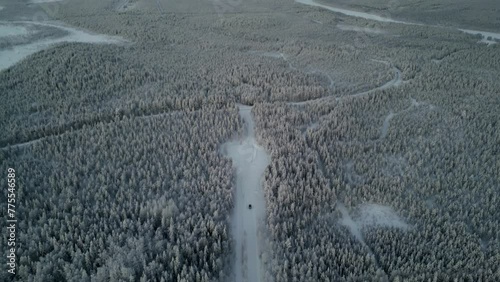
[459,29,500,45]
[295,0,499,45]
[295,0,408,24]
[222,105,270,282]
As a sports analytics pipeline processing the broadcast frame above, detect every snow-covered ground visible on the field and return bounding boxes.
[348,62,401,99]
[30,0,64,3]
[249,50,334,90]
[296,0,500,46]
[0,24,29,38]
[380,111,394,139]
[459,29,500,45]
[337,24,386,34]
[338,203,366,245]
[221,105,270,282]
[0,21,126,71]
[116,0,137,12]
[306,121,319,131]
[247,50,283,59]
[295,0,407,24]
[0,138,43,151]
[289,60,401,106]
[338,202,406,281]
[339,202,409,242]
[356,204,409,229]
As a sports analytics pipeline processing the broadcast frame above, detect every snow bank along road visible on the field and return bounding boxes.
[295,0,500,44]
[222,105,270,282]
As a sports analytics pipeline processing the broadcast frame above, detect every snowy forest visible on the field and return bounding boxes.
[1,0,499,281]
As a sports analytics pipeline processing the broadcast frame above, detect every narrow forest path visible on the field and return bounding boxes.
[249,51,399,106]
[0,109,186,151]
[289,60,401,106]
[249,50,335,89]
[222,105,270,282]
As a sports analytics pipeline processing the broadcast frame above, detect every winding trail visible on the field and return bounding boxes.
[346,61,401,99]
[289,60,401,106]
[249,50,401,107]
[249,50,335,89]
[277,52,336,88]
[377,96,434,141]
[222,105,270,282]
[0,109,189,151]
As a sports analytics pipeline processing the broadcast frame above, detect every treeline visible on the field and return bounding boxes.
[0,108,241,281]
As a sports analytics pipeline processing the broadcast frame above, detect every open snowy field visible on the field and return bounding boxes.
[0,24,28,37]
[0,0,127,71]
[0,20,125,71]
